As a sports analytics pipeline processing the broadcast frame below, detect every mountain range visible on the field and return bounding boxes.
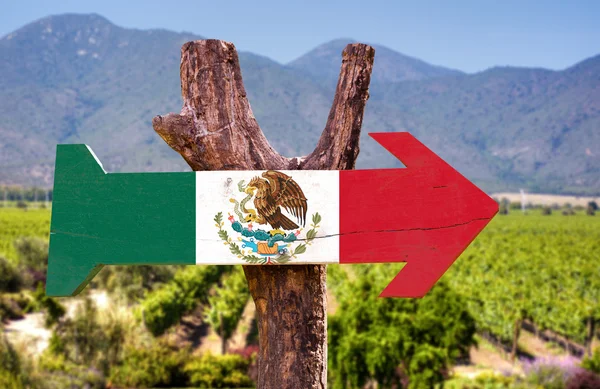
[0,14,598,195]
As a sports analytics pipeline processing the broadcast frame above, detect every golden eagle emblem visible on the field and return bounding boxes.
[215,171,321,264]
[245,170,308,231]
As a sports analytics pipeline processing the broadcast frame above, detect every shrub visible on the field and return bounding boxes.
[0,333,42,389]
[45,295,141,383]
[14,237,48,272]
[38,352,105,389]
[406,345,446,389]
[140,265,231,336]
[523,356,583,389]
[0,292,32,322]
[184,352,254,388]
[566,370,600,389]
[586,202,596,216]
[14,237,48,286]
[51,296,121,368]
[582,347,600,374]
[15,201,27,210]
[0,257,21,293]
[31,283,65,328]
[93,265,180,303]
[474,371,516,387]
[230,345,259,382]
[140,283,186,336]
[0,297,24,322]
[509,201,521,210]
[328,265,476,389]
[0,370,22,389]
[108,339,189,388]
[0,333,21,378]
[542,206,553,215]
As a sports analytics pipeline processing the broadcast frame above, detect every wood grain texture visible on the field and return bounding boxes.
[153,39,375,389]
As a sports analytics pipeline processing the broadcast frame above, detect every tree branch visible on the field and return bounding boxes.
[301,44,375,170]
[153,40,289,171]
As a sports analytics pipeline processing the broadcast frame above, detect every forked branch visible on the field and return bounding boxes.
[153,39,375,389]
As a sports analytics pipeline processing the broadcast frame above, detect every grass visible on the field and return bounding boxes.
[0,206,50,262]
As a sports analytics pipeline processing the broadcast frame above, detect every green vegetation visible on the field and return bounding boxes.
[328,265,475,388]
[184,353,254,388]
[582,348,600,374]
[0,208,49,262]
[94,265,181,303]
[140,265,232,336]
[445,210,600,361]
[204,267,250,354]
[0,257,22,293]
[0,205,599,387]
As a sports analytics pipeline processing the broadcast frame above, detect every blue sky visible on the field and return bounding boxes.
[2,0,598,73]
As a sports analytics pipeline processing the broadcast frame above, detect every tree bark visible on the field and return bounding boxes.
[153,39,374,388]
[510,318,522,362]
[585,316,595,357]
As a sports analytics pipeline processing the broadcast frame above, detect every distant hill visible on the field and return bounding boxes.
[287,38,463,88]
[0,14,598,195]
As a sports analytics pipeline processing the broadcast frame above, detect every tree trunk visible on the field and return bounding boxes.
[153,40,375,388]
[511,318,522,362]
[220,311,226,355]
[585,316,595,357]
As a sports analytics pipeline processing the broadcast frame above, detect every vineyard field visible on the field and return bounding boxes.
[445,209,600,355]
[0,205,597,357]
[0,207,50,262]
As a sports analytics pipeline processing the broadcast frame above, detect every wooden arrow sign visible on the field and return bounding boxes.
[46,132,498,298]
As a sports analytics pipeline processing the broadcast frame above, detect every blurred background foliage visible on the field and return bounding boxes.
[0,199,599,388]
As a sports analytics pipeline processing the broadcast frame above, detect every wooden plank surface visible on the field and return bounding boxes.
[46,132,498,297]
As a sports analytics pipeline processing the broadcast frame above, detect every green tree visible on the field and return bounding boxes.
[587,201,597,216]
[204,267,250,354]
[499,198,509,215]
[327,265,476,389]
[140,265,231,336]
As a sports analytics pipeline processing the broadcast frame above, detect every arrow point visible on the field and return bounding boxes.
[378,264,435,298]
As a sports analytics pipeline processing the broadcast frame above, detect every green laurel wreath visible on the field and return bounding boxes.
[214,212,322,264]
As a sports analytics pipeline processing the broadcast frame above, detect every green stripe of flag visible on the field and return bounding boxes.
[47,145,196,296]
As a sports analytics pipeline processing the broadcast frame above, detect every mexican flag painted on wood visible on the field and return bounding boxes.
[47,133,497,298]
